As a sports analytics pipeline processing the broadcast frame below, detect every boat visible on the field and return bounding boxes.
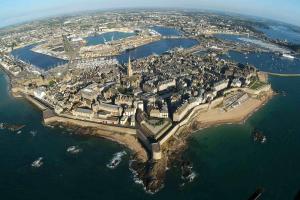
[252,129,267,144]
[16,130,22,134]
[30,130,37,136]
[282,53,295,59]
[31,157,43,168]
[248,188,264,200]
[106,151,127,169]
[66,146,82,154]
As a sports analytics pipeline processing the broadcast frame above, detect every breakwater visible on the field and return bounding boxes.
[265,71,300,77]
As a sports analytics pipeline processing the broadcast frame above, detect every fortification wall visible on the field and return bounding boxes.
[44,116,136,135]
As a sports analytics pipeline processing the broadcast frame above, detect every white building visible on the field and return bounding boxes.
[72,108,94,119]
[213,79,229,92]
[135,100,144,111]
[123,107,136,117]
[130,115,136,127]
[120,115,128,125]
[231,78,242,88]
[173,97,203,122]
[93,102,122,117]
[34,87,46,100]
[157,79,176,92]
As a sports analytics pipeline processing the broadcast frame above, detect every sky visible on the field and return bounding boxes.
[1,0,300,28]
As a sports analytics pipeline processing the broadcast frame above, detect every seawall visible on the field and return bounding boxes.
[266,72,300,77]
[44,115,136,135]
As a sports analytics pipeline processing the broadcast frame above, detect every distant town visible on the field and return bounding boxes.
[0,9,282,192]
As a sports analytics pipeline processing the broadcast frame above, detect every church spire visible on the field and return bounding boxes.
[127,55,133,77]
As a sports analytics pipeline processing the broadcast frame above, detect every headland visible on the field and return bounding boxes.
[0,9,287,193]
[0,58,273,193]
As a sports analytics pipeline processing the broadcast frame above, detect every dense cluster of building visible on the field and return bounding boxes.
[14,51,256,141]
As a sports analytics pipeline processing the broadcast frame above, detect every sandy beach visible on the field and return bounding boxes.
[93,130,148,162]
[196,92,273,127]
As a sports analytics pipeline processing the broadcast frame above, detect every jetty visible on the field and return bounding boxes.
[264,72,300,77]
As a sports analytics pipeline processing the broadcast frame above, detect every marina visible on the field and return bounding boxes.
[85,31,136,46]
[11,44,68,70]
[11,34,197,69]
[116,38,198,63]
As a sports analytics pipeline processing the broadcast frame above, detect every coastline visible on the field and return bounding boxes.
[0,67,149,162]
[0,65,274,194]
[160,91,274,187]
[195,91,274,128]
[55,123,148,162]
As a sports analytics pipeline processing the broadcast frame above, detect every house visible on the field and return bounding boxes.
[213,79,229,91]
[34,87,46,100]
[72,108,94,119]
[231,78,242,88]
[120,115,128,125]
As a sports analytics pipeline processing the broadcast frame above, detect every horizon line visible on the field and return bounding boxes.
[1,7,300,30]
